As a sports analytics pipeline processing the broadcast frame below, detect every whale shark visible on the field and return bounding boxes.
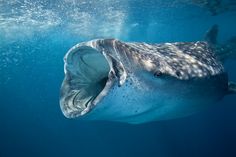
[60,36,236,124]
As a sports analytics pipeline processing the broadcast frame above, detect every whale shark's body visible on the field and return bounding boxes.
[60,38,236,124]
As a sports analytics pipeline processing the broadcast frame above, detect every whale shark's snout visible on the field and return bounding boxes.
[60,41,128,118]
[60,46,110,117]
[60,39,235,124]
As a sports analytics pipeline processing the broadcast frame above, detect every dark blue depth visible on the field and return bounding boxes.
[0,0,236,157]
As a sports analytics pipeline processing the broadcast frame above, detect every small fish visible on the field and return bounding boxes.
[60,36,236,124]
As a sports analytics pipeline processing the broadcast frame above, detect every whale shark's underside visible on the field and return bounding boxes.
[60,39,236,124]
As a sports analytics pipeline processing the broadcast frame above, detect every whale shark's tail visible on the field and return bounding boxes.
[205,24,236,61]
[205,25,236,96]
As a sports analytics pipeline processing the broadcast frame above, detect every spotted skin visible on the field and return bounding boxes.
[60,39,232,123]
[124,41,224,80]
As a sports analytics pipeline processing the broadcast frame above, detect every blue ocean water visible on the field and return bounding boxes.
[0,0,236,156]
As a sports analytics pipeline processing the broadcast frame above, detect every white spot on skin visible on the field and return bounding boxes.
[143,59,155,71]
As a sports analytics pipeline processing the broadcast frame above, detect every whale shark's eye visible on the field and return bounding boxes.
[175,71,181,77]
[154,71,162,77]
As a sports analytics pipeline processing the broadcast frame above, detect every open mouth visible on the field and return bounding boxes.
[60,39,129,119]
[60,42,126,118]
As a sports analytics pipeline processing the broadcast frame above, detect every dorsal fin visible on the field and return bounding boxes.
[205,24,219,45]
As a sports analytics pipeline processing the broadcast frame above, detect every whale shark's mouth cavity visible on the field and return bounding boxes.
[60,46,113,118]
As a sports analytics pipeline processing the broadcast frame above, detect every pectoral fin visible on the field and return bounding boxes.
[228,82,236,95]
